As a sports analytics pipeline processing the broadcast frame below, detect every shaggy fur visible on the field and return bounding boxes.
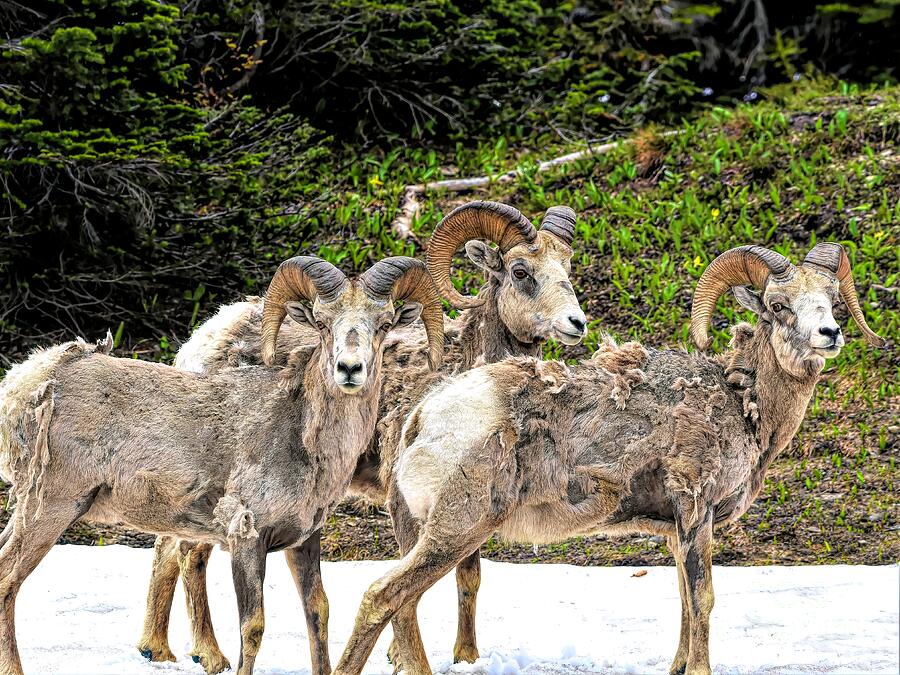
[332,262,879,675]
[0,276,433,675]
[137,229,585,672]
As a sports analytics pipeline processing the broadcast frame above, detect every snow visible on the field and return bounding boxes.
[12,545,899,674]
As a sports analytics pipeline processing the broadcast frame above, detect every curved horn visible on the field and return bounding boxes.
[539,205,577,247]
[803,243,885,347]
[426,200,537,309]
[360,256,445,370]
[261,256,348,366]
[690,245,793,350]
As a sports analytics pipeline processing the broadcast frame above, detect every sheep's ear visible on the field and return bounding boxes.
[285,301,316,328]
[733,286,765,315]
[392,302,423,329]
[465,241,503,277]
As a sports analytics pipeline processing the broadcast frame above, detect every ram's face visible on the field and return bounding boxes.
[309,286,393,394]
[765,267,844,354]
[468,231,587,346]
[286,284,423,395]
[737,266,845,376]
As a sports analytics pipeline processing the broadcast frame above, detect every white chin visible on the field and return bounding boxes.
[554,330,584,346]
[813,346,842,359]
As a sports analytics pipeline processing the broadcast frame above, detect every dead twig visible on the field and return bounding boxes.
[391,130,682,241]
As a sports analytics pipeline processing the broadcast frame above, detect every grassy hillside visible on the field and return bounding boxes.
[2,78,897,564]
[313,78,899,566]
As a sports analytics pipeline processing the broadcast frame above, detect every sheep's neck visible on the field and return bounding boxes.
[726,323,821,505]
[458,281,542,370]
[300,348,382,481]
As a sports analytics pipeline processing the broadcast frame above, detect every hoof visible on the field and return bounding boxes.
[138,644,177,663]
[386,639,401,669]
[190,649,232,675]
[668,656,687,675]
[683,667,711,675]
[453,643,479,664]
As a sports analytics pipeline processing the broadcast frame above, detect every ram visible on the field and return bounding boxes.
[138,201,588,673]
[0,256,442,675]
[331,242,885,675]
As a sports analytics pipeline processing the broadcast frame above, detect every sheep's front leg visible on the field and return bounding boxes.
[137,536,180,663]
[285,530,330,675]
[1,497,95,675]
[333,528,490,675]
[668,534,690,675]
[178,542,230,674]
[673,505,715,675]
[453,548,481,663]
[231,540,267,675]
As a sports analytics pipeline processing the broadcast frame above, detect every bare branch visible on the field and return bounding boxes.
[391,130,683,240]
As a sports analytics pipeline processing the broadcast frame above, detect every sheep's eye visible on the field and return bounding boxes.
[381,321,393,332]
[512,268,528,280]
[315,320,326,331]
[771,303,783,313]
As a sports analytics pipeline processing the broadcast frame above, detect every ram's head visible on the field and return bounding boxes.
[426,201,587,346]
[261,256,444,393]
[690,243,884,375]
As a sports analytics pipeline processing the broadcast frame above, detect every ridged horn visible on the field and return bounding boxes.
[690,245,793,349]
[426,200,537,309]
[539,205,577,247]
[360,256,445,370]
[803,243,885,347]
[261,256,348,366]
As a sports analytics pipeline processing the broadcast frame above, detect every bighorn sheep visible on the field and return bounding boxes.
[0,255,443,675]
[332,242,885,675]
[137,201,587,674]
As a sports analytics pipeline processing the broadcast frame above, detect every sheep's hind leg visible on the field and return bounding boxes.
[1,496,96,675]
[453,548,481,663]
[179,542,230,674]
[668,534,690,675]
[285,530,330,675]
[673,504,715,675]
[385,490,425,675]
[137,536,180,663]
[334,520,492,675]
[230,539,267,675]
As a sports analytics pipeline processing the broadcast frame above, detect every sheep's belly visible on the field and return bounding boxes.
[496,499,676,545]
[495,505,583,545]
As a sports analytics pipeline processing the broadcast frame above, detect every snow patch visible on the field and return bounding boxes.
[11,546,899,674]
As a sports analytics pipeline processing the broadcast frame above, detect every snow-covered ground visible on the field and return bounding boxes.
[11,545,898,674]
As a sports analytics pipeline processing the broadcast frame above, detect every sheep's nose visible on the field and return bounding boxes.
[819,326,841,339]
[568,315,586,334]
[336,360,364,380]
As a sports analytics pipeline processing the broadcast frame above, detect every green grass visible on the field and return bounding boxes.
[274,77,897,387]
[141,79,897,379]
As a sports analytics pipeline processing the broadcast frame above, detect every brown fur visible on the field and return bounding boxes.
[179,542,230,672]
[0,277,427,675]
[334,297,852,675]
[0,334,112,505]
[284,532,330,675]
[138,229,583,670]
[137,537,181,663]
